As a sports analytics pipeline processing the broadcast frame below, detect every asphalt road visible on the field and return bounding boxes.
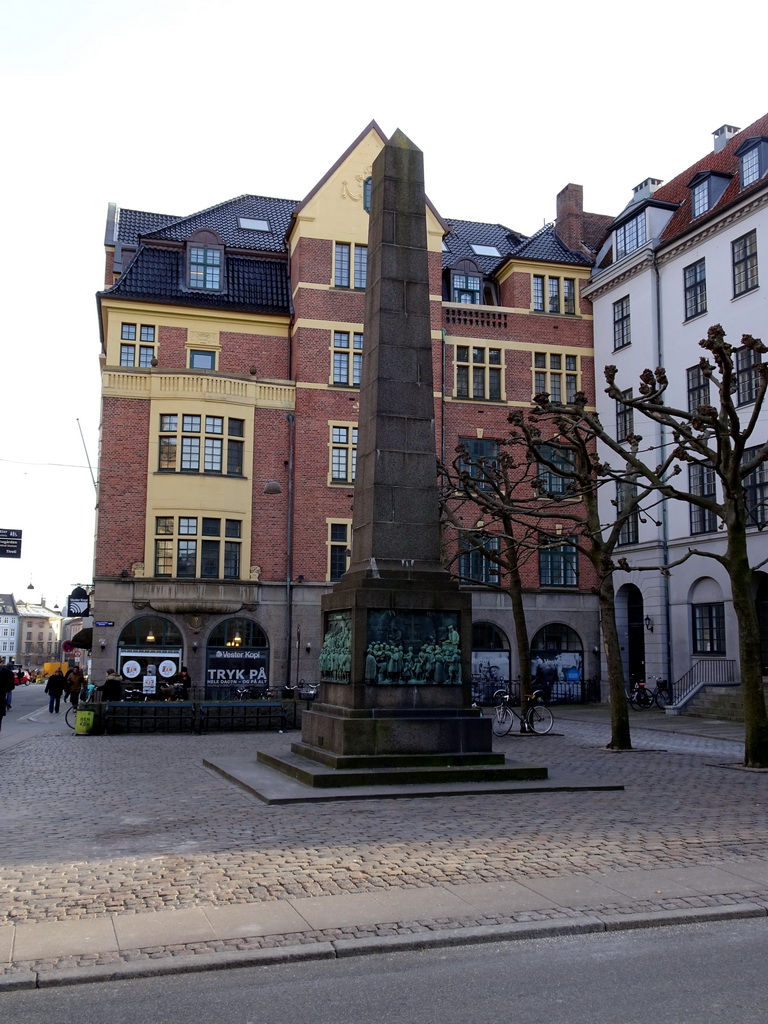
[2,917,766,1023]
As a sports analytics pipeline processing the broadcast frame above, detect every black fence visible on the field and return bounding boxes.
[472,677,601,706]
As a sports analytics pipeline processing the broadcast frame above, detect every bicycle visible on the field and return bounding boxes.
[491,688,554,736]
[65,684,97,729]
[649,677,673,709]
[626,680,653,710]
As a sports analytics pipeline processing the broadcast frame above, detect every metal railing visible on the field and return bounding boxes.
[670,659,737,707]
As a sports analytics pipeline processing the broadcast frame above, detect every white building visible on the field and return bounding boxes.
[0,593,19,662]
[584,114,768,698]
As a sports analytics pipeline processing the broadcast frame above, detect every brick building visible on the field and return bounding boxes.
[93,123,610,698]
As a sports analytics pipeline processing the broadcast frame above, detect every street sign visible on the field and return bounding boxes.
[0,529,22,558]
[94,620,115,627]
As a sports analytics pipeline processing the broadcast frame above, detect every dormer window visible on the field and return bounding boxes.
[189,246,222,290]
[615,211,647,260]
[688,171,731,218]
[736,137,768,189]
[452,272,481,304]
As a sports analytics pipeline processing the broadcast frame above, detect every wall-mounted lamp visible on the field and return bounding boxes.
[644,615,654,633]
[146,631,156,643]
[192,641,198,654]
[305,642,311,654]
[99,638,106,651]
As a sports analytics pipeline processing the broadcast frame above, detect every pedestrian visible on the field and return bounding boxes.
[0,660,14,726]
[66,665,86,709]
[99,668,123,702]
[45,668,66,714]
[1,660,16,710]
[175,666,193,699]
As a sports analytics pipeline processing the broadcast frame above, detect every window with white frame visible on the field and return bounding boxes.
[332,331,363,386]
[189,246,222,290]
[459,534,500,584]
[735,346,762,406]
[732,230,759,297]
[613,295,631,349]
[616,481,639,546]
[154,515,241,579]
[743,446,768,528]
[616,389,634,441]
[684,259,707,319]
[687,364,710,413]
[692,602,725,654]
[158,414,245,475]
[689,463,718,534]
[328,521,351,580]
[334,243,367,289]
[452,272,481,304]
[330,425,358,484]
[533,352,579,402]
[456,346,502,400]
[539,535,578,586]
[533,275,576,314]
[615,212,647,260]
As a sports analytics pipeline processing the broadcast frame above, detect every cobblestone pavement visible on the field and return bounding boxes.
[1,709,766,976]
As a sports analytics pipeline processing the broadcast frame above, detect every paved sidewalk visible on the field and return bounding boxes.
[1,704,766,988]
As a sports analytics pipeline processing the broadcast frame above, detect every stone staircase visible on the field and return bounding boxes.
[682,683,768,721]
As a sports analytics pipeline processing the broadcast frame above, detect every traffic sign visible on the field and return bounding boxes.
[0,529,22,558]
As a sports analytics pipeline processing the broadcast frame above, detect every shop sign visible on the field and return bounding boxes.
[205,647,269,686]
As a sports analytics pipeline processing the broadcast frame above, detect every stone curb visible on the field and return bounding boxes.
[3,904,764,991]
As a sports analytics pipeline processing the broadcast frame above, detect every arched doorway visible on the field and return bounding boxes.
[471,622,511,702]
[117,615,183,695]
[626,586,646,687]
[530,623,584,703]
[205,617,270,698]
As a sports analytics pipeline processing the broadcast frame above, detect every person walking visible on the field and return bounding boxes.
[0,660,15,727]
[99,668,123,702]
[66,666,86,709]
[45,668,66,714]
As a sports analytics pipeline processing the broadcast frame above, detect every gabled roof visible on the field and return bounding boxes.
[115,209,181,247]
[645,112,768,244]
[442,219,527,273]
[102,245,292,315]
[142,195,298,253]
[509,223,592,266]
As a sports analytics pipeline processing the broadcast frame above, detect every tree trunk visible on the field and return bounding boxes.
[599,573,632,750]
[505,530,532,731]
[727,526,768,767]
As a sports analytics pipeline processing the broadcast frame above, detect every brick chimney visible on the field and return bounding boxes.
[555,183,583,252]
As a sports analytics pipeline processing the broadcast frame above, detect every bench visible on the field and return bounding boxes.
[197,700,287,734]
[104,701,196,734]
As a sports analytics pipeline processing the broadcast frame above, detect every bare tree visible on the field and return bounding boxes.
[537,325,768,767]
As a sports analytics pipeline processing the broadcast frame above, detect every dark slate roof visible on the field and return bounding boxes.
[510,223,592,266]
[142,195,298,253]
[116,209,181,247]
[102,245,292,315]
[652,112,768,244]
[443,219,527,273]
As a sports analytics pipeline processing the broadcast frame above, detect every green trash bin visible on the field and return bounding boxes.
[74,709,95,735]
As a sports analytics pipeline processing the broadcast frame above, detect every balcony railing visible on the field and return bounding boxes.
[444,304,509,330]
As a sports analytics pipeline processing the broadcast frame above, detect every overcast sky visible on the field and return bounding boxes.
[1,0,765,609]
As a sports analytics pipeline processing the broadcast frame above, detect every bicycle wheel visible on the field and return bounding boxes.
[527,705,554,735]
[634,687,653,709]
[65,705,77,729]
[654,688,672,709]
[492,705,513,736]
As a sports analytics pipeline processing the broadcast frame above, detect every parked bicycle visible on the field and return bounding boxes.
[491,688,554,736]
[65,684,96,729]
[626,680,654,710]
[649,677,673,709]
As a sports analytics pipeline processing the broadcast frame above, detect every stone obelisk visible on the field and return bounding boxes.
[289,129,502,772]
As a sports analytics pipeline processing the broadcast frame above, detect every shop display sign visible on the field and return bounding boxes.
[122,660,141,679]
[205,647,269,686]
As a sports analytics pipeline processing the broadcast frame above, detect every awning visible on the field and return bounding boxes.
[69,627,93,650]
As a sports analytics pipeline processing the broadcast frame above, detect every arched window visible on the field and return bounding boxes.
[208,617,268,648]
[471,621,510,701]
[530,623,583,700]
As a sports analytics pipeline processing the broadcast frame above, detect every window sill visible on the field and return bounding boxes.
[732,285,760,300]
[683,310,708,323]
